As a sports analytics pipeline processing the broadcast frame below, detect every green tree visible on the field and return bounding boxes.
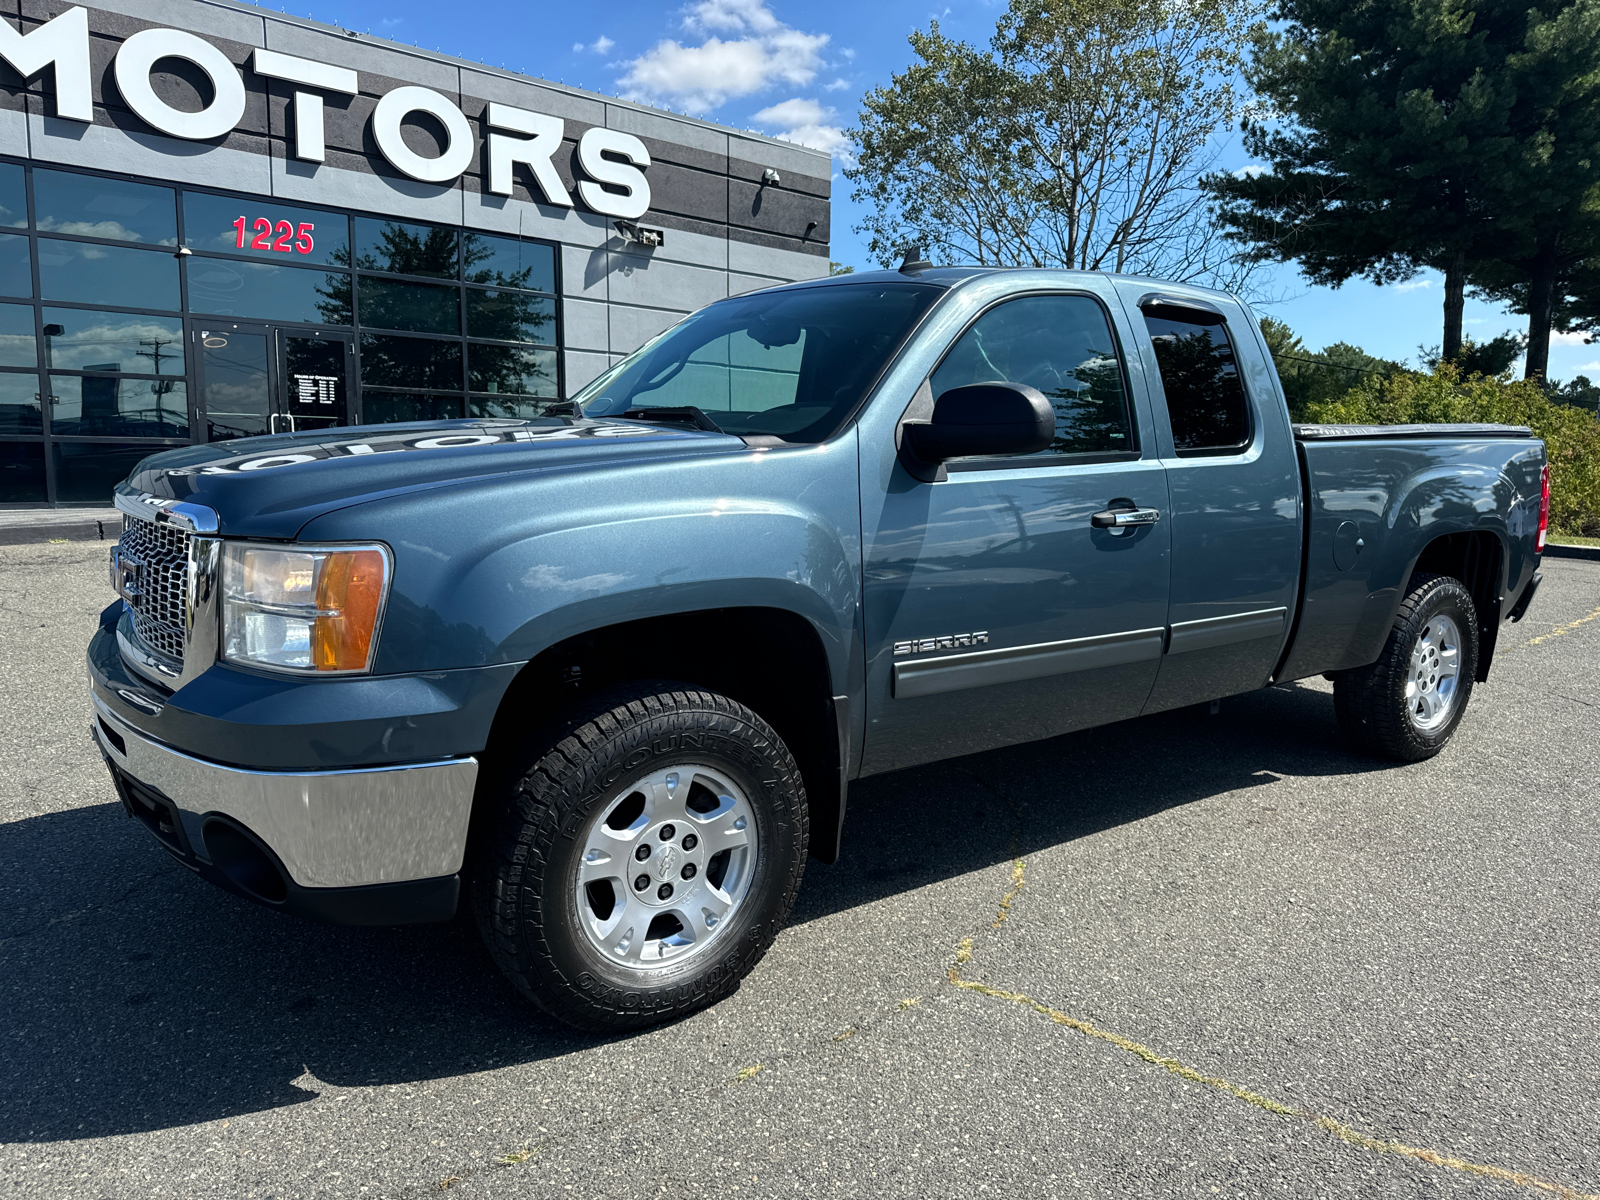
[1258,315,1403,417]
[848,0,1265,287]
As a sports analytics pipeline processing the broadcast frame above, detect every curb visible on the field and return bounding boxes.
[1544,542,1600,562]
[0,519,114,547]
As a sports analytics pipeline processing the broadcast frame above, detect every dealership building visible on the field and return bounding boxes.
[0,0,832,505]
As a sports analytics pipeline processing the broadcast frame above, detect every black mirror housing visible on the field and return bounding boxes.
[903,382,1055,467]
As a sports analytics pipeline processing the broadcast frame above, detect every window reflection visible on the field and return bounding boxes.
[49,374,188,438]
[465,289,555,344]
[932,294,1134,457]
[0,164,26,230]
[0,302,35,368]
[0,440,46,502]
[40,308,182,374]
[196,329,270,441]
[358,276,460,334]
[37,240,180,310]
[1143,313,1251,455]
[33,169,176,245]
[187,259,351,325]
[468,343,557,397]
[356,219,458,278]
[0,233,30,298]
[361,391,464,423]
[468,395,559,420]
[0,373,41,434]
[183,193,348,266]
[359,334,462,390]
[463,233,554,292]
[53,442,165,502]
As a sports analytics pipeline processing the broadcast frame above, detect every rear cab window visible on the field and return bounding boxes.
[1139,300,1253,456]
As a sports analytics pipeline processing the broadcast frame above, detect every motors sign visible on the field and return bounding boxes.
[0,7,653,219]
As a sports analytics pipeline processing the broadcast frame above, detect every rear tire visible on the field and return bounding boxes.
[1333,573,1478,762]
[473,682,808,1032]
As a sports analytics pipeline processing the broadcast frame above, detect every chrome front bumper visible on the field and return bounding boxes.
[93,698,478,890]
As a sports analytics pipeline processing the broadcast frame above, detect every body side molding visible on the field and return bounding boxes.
[1166,608,1288,656]
[892,627,1166,699]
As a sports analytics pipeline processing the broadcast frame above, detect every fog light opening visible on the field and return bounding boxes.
[202,817,289,904]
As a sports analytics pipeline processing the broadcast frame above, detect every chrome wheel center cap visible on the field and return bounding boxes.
[655,844,680,881]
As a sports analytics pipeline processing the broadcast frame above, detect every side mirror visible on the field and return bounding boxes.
[902,382,1055,473]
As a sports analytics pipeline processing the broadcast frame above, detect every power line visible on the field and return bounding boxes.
[1270,350,1392,375]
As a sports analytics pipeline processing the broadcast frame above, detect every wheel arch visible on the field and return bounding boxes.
[470,605,850,869]
[1403,529,1505,681]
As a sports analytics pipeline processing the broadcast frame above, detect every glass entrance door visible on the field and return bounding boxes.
[195,324,354,441]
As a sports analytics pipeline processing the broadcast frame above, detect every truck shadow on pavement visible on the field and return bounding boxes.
[0,680,1396,1142]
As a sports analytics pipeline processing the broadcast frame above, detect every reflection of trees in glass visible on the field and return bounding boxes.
[359,334,462,390]
[466,289,555,345]
[359,224,459,277]
[1046,351,1131,453]
[463,234,539,289]
[1148,324,1248,451]
[469,345,555,397]
[316,247,354,326]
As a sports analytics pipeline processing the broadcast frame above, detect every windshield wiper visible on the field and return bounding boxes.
[624,405,725,433]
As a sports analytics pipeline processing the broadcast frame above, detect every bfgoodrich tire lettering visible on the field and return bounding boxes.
[1333,573,1479,762]
[473,683,808,1032]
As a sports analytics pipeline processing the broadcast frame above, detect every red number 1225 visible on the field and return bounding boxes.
[231,216,315,254]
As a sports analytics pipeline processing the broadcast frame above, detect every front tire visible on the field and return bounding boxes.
[1333,573,1478,762]
[473,683,808,1032]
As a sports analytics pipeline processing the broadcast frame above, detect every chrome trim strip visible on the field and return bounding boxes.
[116,621,181,685]
[113,483,220,535]
[1167,607,1288,656]
[178,536,221,689]
[93,699,478,889]
[893,627,1166,699]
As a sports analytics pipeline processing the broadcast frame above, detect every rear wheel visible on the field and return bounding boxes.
[473,682,808,1032]
[1333,573,1478,762]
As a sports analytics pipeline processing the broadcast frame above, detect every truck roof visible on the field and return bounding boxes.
[748,265,1244,306]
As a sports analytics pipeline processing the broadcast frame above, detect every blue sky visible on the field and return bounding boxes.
[306,0,1599,381]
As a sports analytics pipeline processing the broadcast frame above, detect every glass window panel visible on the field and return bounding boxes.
[34,169,176,245]
[468,344,557,397]
[0,372,42,435]
[0,440,46,502]
[358,276,460,334]
[183,193,349,267]
[197,328,270,442]
[468,395,562,421]
[187,259,351,325]
[40,308,181,374]
[931,294,1134,458]
[53,441,167,503]
[360,391,465,423]
[355,218,458,278]
[0,232,30,298]
[0,163,26,229]
[0,302,35,368]
[465,288,556,344]
[1143,312,1251,455]
[49,374,188,439]
[359,334,462,390]
[37,241,180,310]
[463,233,554,292]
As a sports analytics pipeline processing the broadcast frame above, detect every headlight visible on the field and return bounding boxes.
[222,543,391,673]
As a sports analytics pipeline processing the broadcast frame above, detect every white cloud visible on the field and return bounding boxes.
[1551,329,1591,345]
[1231,164,1267,179]
[1392,279,1432,293]
[1574,360,1600,371]
[620,0,828,114]
[575,35,615,54]
[752,97,851,159]
[824,77,850,91]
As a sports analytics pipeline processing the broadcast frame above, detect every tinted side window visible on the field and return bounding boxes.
[1143,311,1251,455]
[930,294,1134,458]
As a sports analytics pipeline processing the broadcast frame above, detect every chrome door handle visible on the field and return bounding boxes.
[1091,506,1161,529]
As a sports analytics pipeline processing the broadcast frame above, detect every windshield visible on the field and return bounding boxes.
[573,281,942,441]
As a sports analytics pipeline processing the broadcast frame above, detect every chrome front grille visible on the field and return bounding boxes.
[119,513,190,663]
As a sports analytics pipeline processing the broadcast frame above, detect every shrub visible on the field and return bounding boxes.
[1303,364,1600,537]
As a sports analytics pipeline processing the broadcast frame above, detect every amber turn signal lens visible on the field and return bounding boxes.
[311,548,387,671]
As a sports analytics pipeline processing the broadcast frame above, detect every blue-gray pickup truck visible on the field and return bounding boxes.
[88,266,1550,1030]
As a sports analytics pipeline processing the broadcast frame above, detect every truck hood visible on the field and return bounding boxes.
[123,417,747,540]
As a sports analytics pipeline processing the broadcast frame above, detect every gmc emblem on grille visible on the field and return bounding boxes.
[109,547,143,603]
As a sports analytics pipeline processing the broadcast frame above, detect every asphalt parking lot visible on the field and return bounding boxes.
[1,539,1596,1199]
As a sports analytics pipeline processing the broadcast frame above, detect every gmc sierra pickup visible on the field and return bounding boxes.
[88,265,1550,1031]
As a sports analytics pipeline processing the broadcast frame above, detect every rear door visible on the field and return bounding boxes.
[860,288,1172,775]
[1116,288,1301,713]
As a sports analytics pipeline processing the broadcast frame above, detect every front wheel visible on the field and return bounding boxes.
[473,683,808,1032]
[1333,573,1479,762]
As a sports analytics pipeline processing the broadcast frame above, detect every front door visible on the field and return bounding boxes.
[194,324,354,441]
[860,290,1172,776]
